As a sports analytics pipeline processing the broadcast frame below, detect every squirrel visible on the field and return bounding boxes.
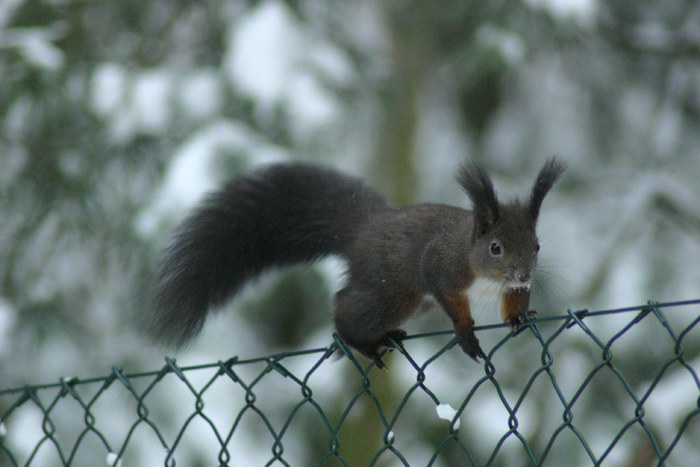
[151,158,565,368]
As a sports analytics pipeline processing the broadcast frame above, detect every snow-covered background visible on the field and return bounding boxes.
[1,0,699,465]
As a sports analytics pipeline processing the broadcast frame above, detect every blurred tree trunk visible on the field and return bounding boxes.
[338,3,439,464]
[370,1,438,206]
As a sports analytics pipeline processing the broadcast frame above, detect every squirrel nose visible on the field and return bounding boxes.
[506,266,531,284]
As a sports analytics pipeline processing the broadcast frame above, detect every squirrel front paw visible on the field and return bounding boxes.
[508,309,537,331]
[456,327,484,361]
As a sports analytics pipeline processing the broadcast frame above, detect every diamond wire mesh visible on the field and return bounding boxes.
[1,299,699,466]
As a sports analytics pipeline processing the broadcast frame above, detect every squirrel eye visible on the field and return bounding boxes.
[489,241,502,257]
[536,243,541,252]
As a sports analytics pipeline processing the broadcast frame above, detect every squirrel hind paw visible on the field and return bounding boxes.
[363,330,408,369]
[379,329,408,348]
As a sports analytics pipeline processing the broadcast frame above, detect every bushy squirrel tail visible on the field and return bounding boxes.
[151,162,388,346]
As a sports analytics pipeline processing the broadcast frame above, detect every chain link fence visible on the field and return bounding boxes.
[1,299,699,466]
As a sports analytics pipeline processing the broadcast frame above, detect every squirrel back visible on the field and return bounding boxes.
[152,162,388,346]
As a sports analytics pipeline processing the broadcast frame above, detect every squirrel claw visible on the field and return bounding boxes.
[372,357,386,370]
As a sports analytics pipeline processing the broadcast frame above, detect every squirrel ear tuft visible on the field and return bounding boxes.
[529,157,566,222]
[458,162,500,236]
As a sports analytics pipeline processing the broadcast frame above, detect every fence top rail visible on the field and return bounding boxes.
[1,298,699,467]
[2,298,699,395]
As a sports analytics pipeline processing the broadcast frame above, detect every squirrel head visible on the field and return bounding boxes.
[458,158,566,287]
